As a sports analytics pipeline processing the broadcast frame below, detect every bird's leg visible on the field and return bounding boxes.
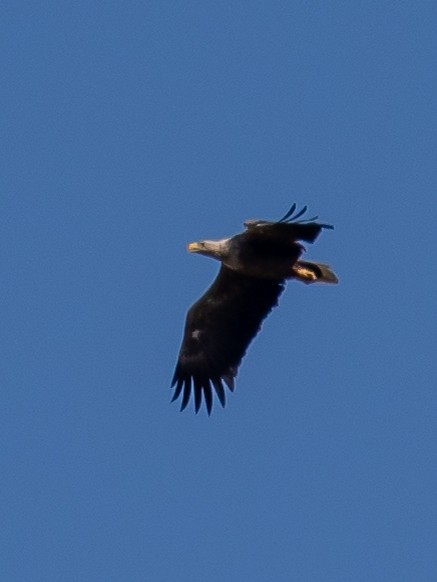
[292,260,339,284]
[291,263,318,284]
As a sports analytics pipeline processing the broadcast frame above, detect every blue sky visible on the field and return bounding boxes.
[2,2,436,580]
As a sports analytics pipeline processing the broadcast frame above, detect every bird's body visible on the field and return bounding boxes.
[171,205,338,414]
[218,232,303,279]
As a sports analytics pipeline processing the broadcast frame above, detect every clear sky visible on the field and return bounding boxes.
[2,2,436,581]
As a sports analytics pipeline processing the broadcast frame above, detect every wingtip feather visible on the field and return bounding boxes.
[171,378,184,402]
[203,381,213,415]
[213,378,226,408]
[180,378,191,411]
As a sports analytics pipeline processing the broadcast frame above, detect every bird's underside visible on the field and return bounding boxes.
[171,204,338,415]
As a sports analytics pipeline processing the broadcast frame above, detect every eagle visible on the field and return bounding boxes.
[171,204,338,415]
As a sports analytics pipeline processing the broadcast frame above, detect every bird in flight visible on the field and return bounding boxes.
[171,204,338,415]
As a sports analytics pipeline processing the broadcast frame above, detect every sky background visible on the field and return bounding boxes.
[1,2,436,581]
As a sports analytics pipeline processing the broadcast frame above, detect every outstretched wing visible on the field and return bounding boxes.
[171,265,284,415]
[244,204,333,243]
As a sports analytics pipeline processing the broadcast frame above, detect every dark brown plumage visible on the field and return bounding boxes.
[171,204,338,414]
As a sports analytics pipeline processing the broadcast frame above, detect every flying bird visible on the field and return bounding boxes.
[171,204,338,415]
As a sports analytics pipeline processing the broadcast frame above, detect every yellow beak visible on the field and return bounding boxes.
[187,242,201,252]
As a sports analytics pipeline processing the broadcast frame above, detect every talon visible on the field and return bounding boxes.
[292,265,317,283]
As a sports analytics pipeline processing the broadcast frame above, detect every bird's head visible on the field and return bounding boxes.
[187,239,229,261]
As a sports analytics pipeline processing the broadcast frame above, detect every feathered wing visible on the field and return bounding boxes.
[171,265,284,414]
[244,220,332,244]
[244,204,333,244]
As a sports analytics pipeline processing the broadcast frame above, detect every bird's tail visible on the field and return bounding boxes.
[292,260,339,284]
